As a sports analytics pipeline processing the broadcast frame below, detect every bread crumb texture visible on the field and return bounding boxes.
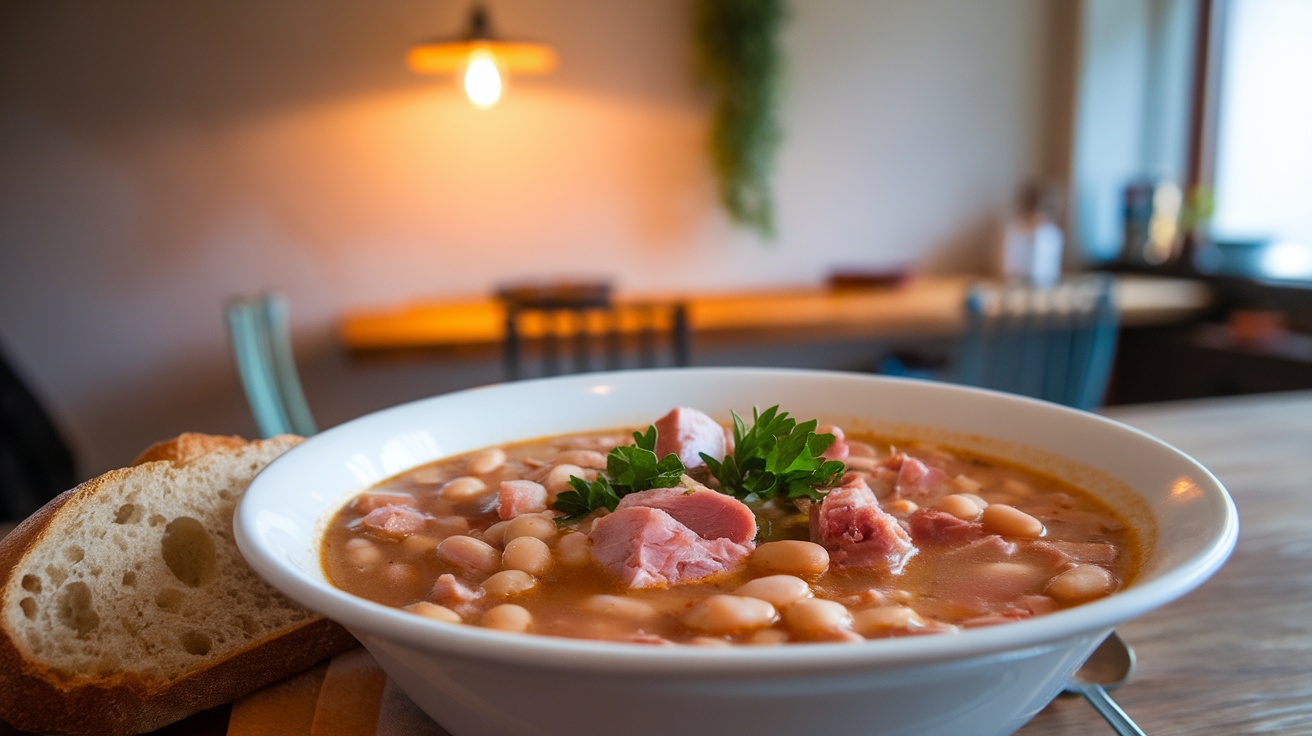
[3,436,311,681]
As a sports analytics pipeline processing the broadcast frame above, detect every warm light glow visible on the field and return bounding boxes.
[1170,477,1202,502]
[464,49,503,109]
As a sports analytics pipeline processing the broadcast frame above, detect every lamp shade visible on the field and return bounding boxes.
[407,5,557,75]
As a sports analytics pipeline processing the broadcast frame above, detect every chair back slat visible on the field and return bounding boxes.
[226,294,317,438]
[499,285,690,380]
[957,275,1118,410]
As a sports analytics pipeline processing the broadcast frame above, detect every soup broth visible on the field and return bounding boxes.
[322,411,1138,645]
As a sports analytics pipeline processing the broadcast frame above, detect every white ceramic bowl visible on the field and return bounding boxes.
[236,368,1237,736]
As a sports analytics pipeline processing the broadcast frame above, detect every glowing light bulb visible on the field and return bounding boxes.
[464,49,502,109]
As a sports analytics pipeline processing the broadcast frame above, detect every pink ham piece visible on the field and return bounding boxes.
[654,407,727,470]
[889,454,950,500]
[615,487,756,544]
[429,573,483,617]
[589,506,754,589]
[1031,540,1120,567]
[358,504,427,539]
[907,509,983,545]
[351,492,418,515]
[813,475,916,571]
[944,534,1018,560]
[818,424,850,463]
[497,479,548,520]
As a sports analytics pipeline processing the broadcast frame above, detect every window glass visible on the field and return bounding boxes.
[1211,0,1312,262]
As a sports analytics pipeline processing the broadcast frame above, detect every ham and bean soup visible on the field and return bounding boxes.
[322,406,1138,645]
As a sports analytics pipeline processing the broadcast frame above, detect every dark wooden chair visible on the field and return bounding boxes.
[0,344,77,520]
[225,293,317,438]
[956,274,1119,410]
[498,283,690,380]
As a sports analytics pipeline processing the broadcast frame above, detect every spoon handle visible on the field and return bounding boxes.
[1081,684,1147,736]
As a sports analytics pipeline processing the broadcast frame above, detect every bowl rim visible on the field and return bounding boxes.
[235,367,1239,674]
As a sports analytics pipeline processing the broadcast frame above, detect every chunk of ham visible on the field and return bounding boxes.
[429,573,482,617]
[351,492,418,515]
[654,407,726,470]
[1031,540,1120,567]
[888,454,950,500]
[944,534,1018,560]
[590,506,754,589]
[818,425,850,463]
[497,480,548,520]
[907,509,983,545]
[615,487,756,544]
[359,504,427,539]
[812,475,916,571]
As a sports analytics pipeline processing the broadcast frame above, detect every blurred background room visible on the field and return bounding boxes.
[2,0,1310,510]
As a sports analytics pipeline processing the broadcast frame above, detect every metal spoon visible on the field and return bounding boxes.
[1063,631,1146,736]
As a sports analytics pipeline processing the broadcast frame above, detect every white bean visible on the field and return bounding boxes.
[440,476,489,503]
[748,628,791,646]
[581,595,658,621]
[481,604,532,632]
[978,561,1050,595]
[783,598,853,638]
[555,532,592,567]
[481,570,537,597]
[682,595,777,634]
[437,535,500,573]
[401,534,440,557]
[751,540,830,576]
[380,562,419,589]
[733,575,812,607]
[542,463,587,499]
[851,605,926,636]
[1046,565,1116,603]
[504,514,557,543]
[952,474,984,495]
[553,449,607,469]
[1002,478,1033,497]
[501,536,552,576]
[481,520,511,547]
[887,498,918,516]
[936,493,982,521]
[345,537,383,567]
[981,503,1045,538]
[404,601,462,624]
[468,448,507,475]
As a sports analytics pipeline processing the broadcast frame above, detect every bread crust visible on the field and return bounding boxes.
[131,432,250,467]
[0,435,357,735]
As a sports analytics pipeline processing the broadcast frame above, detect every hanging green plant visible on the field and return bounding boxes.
[694,0,787,239]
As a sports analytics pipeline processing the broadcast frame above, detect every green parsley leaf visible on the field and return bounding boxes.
[552,426,686,523]
[551,475,623,523]
[702,405,845,502]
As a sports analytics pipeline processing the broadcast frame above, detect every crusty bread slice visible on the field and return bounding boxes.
[0,433,358,735]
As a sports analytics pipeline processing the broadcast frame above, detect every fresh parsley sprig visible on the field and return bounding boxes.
[701,405,845,502]
[552,426,686,523]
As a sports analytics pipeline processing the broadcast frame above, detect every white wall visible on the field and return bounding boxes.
[1,0,1066,477]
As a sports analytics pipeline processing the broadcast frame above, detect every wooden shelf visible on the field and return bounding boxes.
[339,275,1213,355]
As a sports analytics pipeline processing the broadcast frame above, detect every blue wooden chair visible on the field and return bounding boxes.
[225,293,317,438]
[956,275,1119,410]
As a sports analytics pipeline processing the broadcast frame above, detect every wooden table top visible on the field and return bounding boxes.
[1019,389,1312,735]
[4,388,1305,735]
[338,274,1213,353]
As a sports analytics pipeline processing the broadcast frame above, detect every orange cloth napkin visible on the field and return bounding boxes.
[227,648,451,736]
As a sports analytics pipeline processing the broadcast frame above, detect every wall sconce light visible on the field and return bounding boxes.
[407,4,557,110]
